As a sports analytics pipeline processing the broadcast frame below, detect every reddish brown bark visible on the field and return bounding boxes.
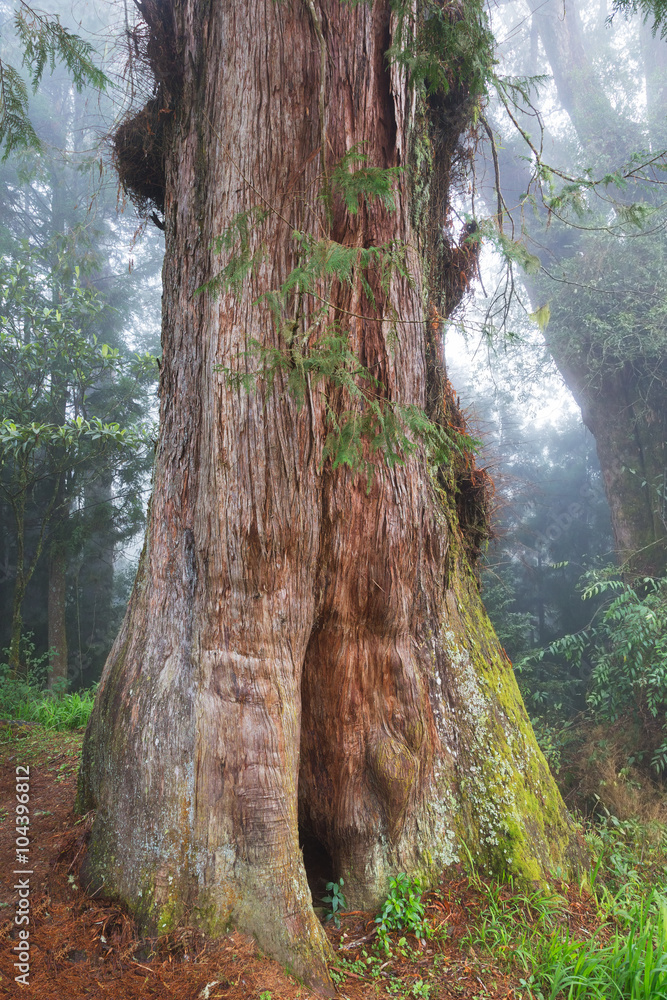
[79,1,580,989]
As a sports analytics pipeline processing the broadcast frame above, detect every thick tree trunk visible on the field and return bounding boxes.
[79,0,581,989]
[557,358,667,578]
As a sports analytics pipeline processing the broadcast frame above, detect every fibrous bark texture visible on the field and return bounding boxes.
[79,0,581,989]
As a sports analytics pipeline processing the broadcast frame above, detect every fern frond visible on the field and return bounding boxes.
[0,3,110,160]
[330,144,401,215]
[198,207,270,296]
[14,2,109,93]
[0,59,41,160]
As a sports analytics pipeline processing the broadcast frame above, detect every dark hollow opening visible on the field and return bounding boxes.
[299,829,335,916]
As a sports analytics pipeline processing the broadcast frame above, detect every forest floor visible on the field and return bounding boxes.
[0,727,605,1000]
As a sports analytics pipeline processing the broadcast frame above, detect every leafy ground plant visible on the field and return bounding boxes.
[375,873,432,953]
[525,891,667,1000]
[3,732,665,1000]
[321,878,346,928]
[0,642,95,730]
[533,571,667,774]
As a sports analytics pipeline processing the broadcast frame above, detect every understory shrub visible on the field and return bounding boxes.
[0,639,95,730]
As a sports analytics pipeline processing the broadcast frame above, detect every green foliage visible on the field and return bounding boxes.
[321,399,479,482]
[0,637,95,730]
[528,717,576,775]
[0,1,109,160]
[543,231,667,403]
[205,195,479,484]
[539,571,667,773]
[461,864,564,972]
[524,896,667,1000]
[204,207,270,297]
[330,144,401,215]
[217,329,478,484]
[610,0,667,37]
[14,4,108,94]
[463,852,667,1000]
[0,415,145,454]
[321,877,346,928]
[514,646,588,720]
[585,812,667,898]
[219,330,371,405]
[332,949,387,983]
[387,0,495,101]
[200,207,411,305]
[0,632,50,688]
[0,250,155,669]
[0,60,39,160]
[274,231,411,307]
[375,873,431,953]
[0,255,152,475]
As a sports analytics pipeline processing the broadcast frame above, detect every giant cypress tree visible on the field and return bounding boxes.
[78,0,582,989]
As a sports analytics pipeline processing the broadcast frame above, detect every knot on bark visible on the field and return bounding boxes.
[367,733,419,833]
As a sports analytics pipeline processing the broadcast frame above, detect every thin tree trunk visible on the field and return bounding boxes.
[48,544,68,688]
[79,1,581,988]
[8,473,28,676]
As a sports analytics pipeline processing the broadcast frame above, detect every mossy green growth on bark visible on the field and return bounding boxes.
[409,92,434,241]
[441,547,586,883]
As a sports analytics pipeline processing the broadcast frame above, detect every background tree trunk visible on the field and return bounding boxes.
[48,543,68,688]
[481,0,667,576]
[79,0,581,989]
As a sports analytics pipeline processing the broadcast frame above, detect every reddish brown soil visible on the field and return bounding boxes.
[0,727,600,999]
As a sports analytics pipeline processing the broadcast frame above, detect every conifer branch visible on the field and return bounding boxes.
[0,1,110,161]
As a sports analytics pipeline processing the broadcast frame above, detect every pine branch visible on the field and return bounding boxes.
[0,1,110,161]
[0,58,41,159]
[609,0,667,37]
